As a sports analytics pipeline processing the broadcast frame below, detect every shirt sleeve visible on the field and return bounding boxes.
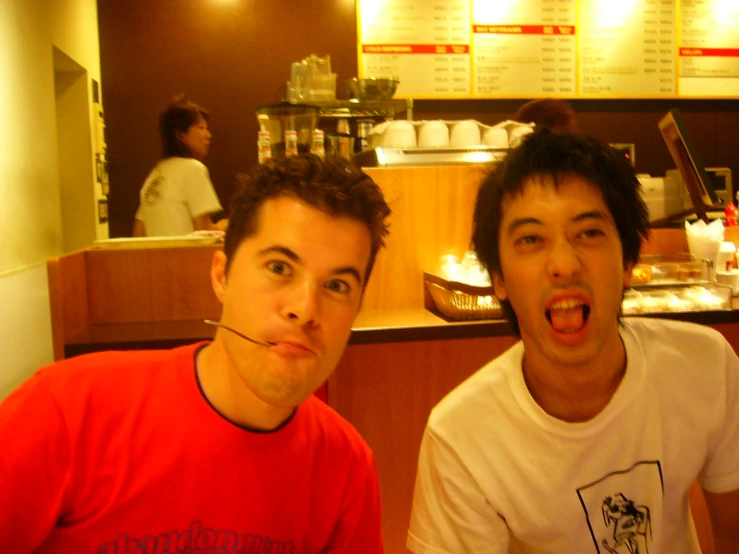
[700,337,739,493]
[324,451,385,553]
[0,375,71,550]
[184,162,222,218]
[407,425,509,554]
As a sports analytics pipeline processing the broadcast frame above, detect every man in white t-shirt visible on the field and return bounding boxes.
[133,94,222,237]
[408,131,739,553]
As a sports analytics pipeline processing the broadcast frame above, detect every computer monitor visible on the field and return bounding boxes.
[656,109,720,225]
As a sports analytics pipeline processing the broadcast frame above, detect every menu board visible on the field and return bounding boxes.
[358,0,472,98]
[357,0,739,98]
[578,0,676,97]
[472,1,576,97]
[679,0,739,97]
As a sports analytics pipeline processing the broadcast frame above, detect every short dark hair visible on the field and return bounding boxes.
[513,98,578,134]
[160,93,209,158]
[225,154,391,285]
[472,130,650,335]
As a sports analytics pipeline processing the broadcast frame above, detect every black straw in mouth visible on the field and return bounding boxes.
[204,320,275,347]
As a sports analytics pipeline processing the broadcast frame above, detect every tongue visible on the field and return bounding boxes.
[550,307,584,332]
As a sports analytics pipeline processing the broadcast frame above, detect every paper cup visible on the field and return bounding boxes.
[716,269,739,295]
[418,120,449,148]
[383,121,417,149]
[449,120,481,147]
[483,128,509,149]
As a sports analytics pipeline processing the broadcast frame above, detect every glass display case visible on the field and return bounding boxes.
[625,254,732,313]
[630,253,709,286]
[623,285,731,314]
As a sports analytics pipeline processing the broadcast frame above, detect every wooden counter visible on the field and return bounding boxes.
[47,244,221,361]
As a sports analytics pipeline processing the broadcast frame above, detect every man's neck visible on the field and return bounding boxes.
[196,342,295,431]
[521,337,627,423]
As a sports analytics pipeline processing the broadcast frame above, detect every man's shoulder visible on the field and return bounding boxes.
[428,342,523,428]
[35,345,198,402]
[300,396,376,462]
[623,316,726,351]
[623,317,734,390]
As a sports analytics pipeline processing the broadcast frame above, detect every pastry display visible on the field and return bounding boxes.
[630,264,653,284]
[622,285,730,314]
[630,255,708,286]
[675,264,704,281]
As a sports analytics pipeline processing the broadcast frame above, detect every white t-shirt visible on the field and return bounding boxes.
[408,317,739,554]
[135,157,222,237]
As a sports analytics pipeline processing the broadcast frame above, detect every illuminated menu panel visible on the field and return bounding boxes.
[357,0,738,99]
[358,0,471,97]
[472,0,576,97]
[679,0,739,96]
[578,0,676,97]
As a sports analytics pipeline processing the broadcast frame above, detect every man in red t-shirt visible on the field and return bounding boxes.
[0,154,391,553]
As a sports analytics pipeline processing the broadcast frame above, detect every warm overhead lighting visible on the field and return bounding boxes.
[714,0,739,15]
[474,0,518,23]
[712,0,739,26]
[361,0,389,26]
[586,0,641,28]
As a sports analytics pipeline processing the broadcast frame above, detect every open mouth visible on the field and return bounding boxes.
[546,299,590,333]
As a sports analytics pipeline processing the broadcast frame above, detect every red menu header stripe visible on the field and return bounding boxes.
[680,47,739,58]
[473,24,575,35]
[362,44,470,54]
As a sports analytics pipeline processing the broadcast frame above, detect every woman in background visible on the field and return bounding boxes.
[512,98,579,134]
[133,94,223,237]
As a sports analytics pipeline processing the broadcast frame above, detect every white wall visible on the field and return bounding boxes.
[0,0,102,398]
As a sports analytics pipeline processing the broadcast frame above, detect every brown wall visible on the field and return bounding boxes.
[98,1,739,238]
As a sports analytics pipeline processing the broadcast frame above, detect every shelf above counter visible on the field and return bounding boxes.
[308,98,413,120]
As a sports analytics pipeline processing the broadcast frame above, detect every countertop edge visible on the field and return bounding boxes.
[62,309,739,359]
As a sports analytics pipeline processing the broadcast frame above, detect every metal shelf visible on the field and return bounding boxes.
[353,147,507,168]
[308,99,413,120]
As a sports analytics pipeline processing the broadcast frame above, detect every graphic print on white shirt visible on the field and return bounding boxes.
[577,461,663,554]
[143,175,164,205]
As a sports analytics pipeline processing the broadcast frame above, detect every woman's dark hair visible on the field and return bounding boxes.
[513,98,578,134]
[472,130,650,335]
[224,154,391,285]
[159,93,209,158]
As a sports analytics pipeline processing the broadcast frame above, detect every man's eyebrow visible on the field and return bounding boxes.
[257,245,364,286]
[258,245,300,262]
[505,210,613,235]
[333,266,364,287]
[505,217,542,235]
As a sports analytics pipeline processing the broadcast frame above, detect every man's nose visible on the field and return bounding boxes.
[282,280,320,327]
[546,238,583,280]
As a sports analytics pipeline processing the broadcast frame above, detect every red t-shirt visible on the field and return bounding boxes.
[0,344,383,553]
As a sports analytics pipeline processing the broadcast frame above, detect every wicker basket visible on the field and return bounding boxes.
[424,272,504,321]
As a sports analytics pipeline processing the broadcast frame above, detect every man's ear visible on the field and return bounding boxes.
[211,250,228,304]
[492,271,508,301]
